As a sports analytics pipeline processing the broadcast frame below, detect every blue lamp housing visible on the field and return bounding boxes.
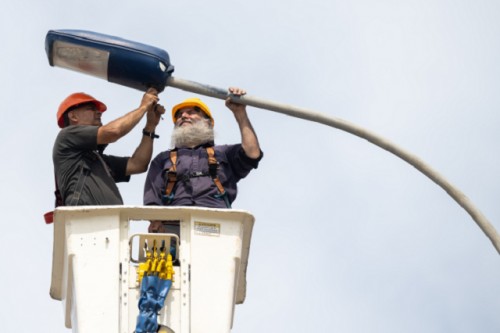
[45,30,174,92]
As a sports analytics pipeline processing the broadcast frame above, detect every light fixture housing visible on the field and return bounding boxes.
[45,29,174,92]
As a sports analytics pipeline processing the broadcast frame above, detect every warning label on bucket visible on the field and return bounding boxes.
[194,222,221,236]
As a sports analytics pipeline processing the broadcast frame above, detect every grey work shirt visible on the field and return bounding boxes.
[53,125,130,206]
[143,144,262,208]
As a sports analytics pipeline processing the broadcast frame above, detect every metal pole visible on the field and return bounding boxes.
[167,76,500,255]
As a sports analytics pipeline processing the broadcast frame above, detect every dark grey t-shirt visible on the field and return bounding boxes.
[53,125,130,206]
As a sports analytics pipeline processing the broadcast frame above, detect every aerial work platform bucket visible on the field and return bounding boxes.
[49,206,255,333]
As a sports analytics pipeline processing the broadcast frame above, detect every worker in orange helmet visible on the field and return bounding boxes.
[52,88,165,206]
[144,87,263,234]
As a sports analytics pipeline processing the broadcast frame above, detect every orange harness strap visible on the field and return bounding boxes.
[163,147,229,207]
[206,146,226,196]
[164,150,177,200]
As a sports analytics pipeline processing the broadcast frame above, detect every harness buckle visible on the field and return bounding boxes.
[162,193,175,204]
[208,163,218,177]
[166,170,177,182]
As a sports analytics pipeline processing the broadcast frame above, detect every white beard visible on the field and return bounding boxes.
[171,119,215,148]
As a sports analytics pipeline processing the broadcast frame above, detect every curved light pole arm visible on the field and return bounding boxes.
[167,76,500,255]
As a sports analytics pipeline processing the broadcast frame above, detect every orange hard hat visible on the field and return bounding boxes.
[57,92,107,128]
[171,98,214,126]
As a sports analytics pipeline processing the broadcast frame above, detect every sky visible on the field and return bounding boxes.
[1,0,499,332]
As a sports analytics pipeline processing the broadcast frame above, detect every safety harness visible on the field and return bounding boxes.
[162,146,231,208]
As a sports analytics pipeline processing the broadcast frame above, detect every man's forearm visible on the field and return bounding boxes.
[126,133,155,175]
[98,88,159,145]
[125,93,165,175]
[97,106,148,145]
[234,111,261,159]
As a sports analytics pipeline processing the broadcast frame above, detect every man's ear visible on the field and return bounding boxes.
[67,110,79,124]
[205,118,213,128]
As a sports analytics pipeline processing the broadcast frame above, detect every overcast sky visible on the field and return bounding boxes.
[2,1,500,332]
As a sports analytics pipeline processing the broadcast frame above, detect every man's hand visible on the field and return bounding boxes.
[225,87,247,115]
[143,88,165,130]
[141,88,160,112]
[145,104,166,130]
[148,220,165,233]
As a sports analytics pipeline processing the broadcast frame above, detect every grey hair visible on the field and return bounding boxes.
[171,118,215,149]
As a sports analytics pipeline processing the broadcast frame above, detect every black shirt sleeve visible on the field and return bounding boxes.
[101,154,131,183]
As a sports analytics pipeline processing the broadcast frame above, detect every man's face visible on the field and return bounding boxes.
[69,103,103,126]
[174,107,208,127]
[170,108,215,149]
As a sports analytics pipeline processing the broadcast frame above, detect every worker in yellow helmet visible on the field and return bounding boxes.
[52,88,165,206]
[144,87,263,233]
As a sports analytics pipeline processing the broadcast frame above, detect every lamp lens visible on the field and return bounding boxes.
[53,40,109,80]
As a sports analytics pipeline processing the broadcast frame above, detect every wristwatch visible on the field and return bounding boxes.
[142,129,159,139]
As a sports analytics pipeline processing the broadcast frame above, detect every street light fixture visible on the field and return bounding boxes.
[45,30,174,92]
[45,29,500,255]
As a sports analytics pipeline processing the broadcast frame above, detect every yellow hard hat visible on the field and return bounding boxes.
[171,98,214,126]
